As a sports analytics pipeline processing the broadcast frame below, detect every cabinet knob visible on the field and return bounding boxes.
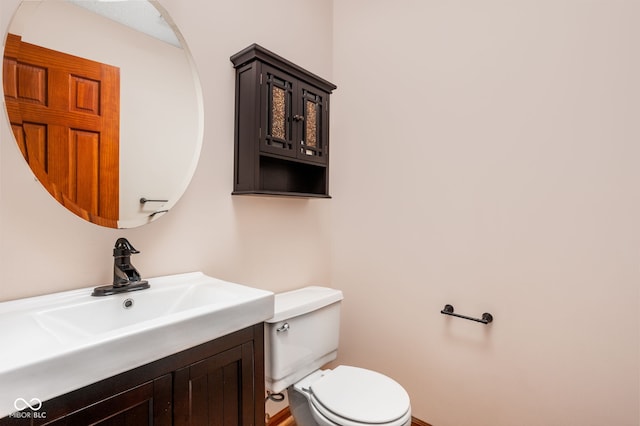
[293,114,304,122]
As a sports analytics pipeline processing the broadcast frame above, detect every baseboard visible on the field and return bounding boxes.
[267,407,433,426]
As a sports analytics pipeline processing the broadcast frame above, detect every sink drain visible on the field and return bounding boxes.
[123,298,134,309]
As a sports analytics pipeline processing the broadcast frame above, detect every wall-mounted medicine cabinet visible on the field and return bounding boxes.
[231,44,336,198]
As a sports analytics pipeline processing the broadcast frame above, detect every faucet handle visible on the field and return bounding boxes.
[114,238,140,256]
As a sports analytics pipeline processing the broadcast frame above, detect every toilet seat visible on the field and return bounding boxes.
[308,365,411,426]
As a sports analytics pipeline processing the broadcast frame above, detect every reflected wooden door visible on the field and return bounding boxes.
[3,33,120,227]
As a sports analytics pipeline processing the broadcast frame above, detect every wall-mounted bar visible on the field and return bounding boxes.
[149,209,169,218]
[140,197,169,204]
[441,304,493,324]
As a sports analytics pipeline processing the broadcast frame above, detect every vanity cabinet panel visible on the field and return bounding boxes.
[173,342,257,425]
[0,325,265,426]
[231,44,336,197]
[44,375,172,426]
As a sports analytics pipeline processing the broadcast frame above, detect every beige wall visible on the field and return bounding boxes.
[331,1,639,425]
[1,1,639,425]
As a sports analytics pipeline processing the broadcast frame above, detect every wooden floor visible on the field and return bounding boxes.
[267,407,432,426]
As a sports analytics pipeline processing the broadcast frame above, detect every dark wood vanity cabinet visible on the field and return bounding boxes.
[0,324,265,426]
[231,44,337,197]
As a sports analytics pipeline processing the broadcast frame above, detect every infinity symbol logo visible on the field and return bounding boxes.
[14,398,42,411]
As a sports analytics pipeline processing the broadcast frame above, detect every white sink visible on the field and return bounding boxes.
[0,272,274,418]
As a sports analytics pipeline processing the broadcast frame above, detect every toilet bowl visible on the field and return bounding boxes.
[265,287,411,426]
[294,366,411,426]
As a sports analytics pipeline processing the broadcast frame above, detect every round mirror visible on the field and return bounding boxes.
[2,0,203,228]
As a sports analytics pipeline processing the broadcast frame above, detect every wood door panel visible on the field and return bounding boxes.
[70,75,100,114]
[20,122,47,168]
[2,58,17,98]
[3,33,120,226]
[72,129,100,215]
[11,123,26,157]
[2,58,47,104]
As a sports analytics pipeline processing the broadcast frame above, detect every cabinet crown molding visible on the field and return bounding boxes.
[230,43,337,94]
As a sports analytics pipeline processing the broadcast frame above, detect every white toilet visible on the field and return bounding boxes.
[265,286,412,426]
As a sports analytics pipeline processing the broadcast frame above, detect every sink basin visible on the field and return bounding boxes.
[0,272,274,418]
[36,278,247,336]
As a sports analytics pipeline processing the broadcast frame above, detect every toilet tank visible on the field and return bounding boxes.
[265,286,343,393]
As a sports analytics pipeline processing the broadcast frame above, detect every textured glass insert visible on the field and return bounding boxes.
[271,86,286,139]
[305,100,317,148]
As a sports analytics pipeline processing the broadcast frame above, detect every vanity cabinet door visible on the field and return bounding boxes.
[173,342,257,426]
[26,375,172,426]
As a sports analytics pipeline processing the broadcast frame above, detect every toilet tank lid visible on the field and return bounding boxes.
[266,286,343,323]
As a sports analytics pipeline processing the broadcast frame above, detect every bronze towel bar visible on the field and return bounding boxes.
[441,304,493,324]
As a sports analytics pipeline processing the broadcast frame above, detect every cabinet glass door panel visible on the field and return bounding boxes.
[298,85,327,164]
[304,99,318,148]
[271,85,288,141]
[262,65,296,158]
